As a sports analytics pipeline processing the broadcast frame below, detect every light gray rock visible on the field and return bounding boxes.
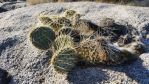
[0,2,149,84]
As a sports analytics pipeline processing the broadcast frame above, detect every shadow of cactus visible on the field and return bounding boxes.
[67,67,109,84]
[97,18,139,43]
[67,56,149,84]
[108,57,149,84]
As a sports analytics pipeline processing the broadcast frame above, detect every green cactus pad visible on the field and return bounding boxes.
[51,48,78,73]
[39,16,53,25]
[53,35,74,51]
[30,26,56,50]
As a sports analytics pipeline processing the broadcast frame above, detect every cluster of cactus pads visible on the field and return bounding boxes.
[29,9,141,74]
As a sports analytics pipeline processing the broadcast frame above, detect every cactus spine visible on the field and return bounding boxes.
[76,37,125,65]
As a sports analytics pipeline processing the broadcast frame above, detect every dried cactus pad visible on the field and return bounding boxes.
[73,19,98,36]
[76,37,126,65]
[76,39,102,64]
[65,10,76,18]
[51,48,78,73]
[39,16,53,25]
[99,18,115,27]
[30,26,56,50]
[58,27,81,42]
[50,22,63,32]
[57,17,72,27]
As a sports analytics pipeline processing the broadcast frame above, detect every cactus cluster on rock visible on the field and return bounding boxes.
[29,9,147,74]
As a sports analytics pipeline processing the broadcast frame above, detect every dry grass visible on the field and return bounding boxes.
[26,0,149,6]
[27,0,76,5]
[96,0,133,4]
[27,0,50,5]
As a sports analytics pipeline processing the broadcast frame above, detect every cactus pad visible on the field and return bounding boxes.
[73,19,98,36]
[50,22,63,32]
[53,35,74,51]
[65,10,76,18]
[57,17,72,27]
[39,16,53,25]
[58,27,82,42]
[51,47,78,73]
[30,26,56,50]
[76,37,125,65]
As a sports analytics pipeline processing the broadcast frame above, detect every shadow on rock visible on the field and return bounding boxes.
[0,37,18,56]
[107,57,149,84]
[0,68,12,84]
[0,7,7,13]
[67,56,149,84]
[67,67,109,84]
[0,1,26,13]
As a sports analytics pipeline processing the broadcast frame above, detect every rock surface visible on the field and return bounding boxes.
[0,2,149,84]
[0,1,26,13]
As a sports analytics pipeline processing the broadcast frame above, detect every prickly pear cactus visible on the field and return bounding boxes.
[57,17,72,27]
[39,16,53,25]
[28,9,142,74]
[51,47,78,73]
[50,16,72,32]
[73,19,98,36]
[76,39,101,65]
[65,10,76,18]
[58,27,73,35]
[50,22,63,32]
[30,26,56,50]
[76,37,125,65]
[58,27,82,42]
[53,35,74,51]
